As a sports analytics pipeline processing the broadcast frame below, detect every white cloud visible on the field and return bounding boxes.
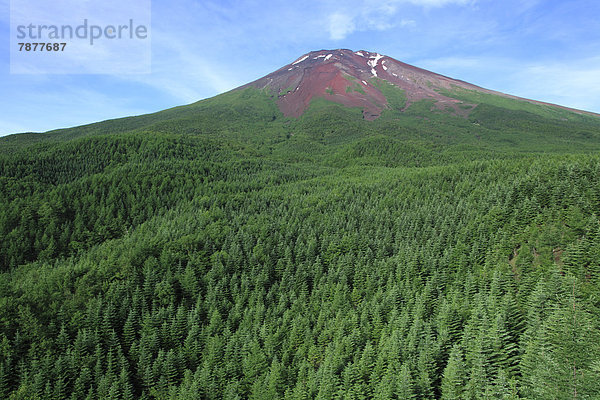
[130,28,241,102]
[510,60,600,113]
[326,0,472,40]
[406,0,472,6]
[328,13,356,40]
[417,55,600,113]
[0,120,29,136]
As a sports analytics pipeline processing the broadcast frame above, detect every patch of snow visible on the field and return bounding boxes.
[367,53,384,69]
[392,73,398,77]
[371,68,377,77]
[355,51,365,57]
[288,68,293,71]
[314,55,326,59]
[382,65,388,71]
[292,55,309,65]
[362,80,367,85]
[325,54,333,61]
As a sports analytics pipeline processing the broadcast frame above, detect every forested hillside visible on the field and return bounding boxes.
[1,85,600,399]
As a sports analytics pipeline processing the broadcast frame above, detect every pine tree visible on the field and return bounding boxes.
[441,345,465,400]
[122,310,137,350]
[266,357,285,399]
[164,349,179,388]
[464,342,489,400]
[373,365,395,400]
[490,368,519,400]
[0,360,11,399]
[315,362,338,400]
[72,367,93,400]
[119,365,134,400]
[397,363,416,399]
[527,283,600,399]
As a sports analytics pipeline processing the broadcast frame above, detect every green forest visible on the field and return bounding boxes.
[1,86,600,399]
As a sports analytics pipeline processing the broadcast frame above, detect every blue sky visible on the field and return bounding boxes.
[1,0,599,136]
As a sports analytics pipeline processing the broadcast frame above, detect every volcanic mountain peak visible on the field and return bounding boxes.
[244,49,488,120]
[244,49,596,121]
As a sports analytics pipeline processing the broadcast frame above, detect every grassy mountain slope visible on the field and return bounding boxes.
[3,83,600,155]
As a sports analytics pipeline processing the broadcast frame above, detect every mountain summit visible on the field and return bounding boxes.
[244,49,593,120]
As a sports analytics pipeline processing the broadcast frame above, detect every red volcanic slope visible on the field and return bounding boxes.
[242,49,596,120]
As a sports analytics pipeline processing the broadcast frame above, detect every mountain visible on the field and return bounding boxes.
[3,49,599,158]
[245,48,597,120]
[1,50,600,399]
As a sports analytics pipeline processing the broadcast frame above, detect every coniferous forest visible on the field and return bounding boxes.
[1,87,600,399]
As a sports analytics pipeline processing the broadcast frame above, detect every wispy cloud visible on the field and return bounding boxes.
[509,59,600,112]
[325,0,474,40]
[126,28,241,103]
[328,13,356,40]
[417,55,600,113]
[10,0,151,74]
[407,0,473,6]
